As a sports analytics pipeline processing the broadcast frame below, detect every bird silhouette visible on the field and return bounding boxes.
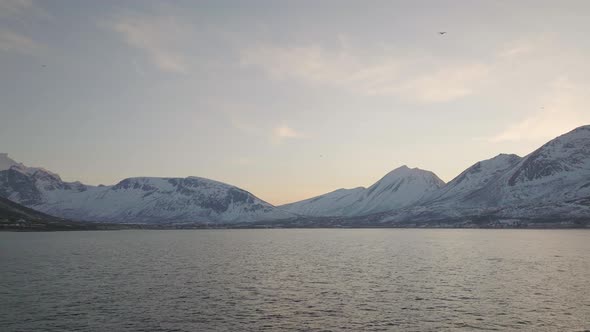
[439,32,447,35]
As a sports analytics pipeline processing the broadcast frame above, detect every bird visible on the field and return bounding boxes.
[439,32,447,35]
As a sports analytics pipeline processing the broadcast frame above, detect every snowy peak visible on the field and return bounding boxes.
[0,153,20,171]
[7,163,86,194]
[108,176,276,215]
[110,176,261,204]
[427,153,522,204]
[0,154,61,179]
[280,165,445,217]
[368,165,444,194]
[486,124,590,205]
[508,125,590,186]
[10,163,63,181]
[464,154,522,182]
[369,165,410,186]
[355,166,445,215]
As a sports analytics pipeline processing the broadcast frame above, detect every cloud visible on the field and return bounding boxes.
[272,125,303,144]
[0,0,51,19]
[499,44,532,58]
[240,44,489,103]
[377,63,489,102]
[490,78,590,143]
[233,157,254,166]
[225,110,303,145]
[229,115,259,137]
[241,45,387,85]
[0,0,48,56]
[0,30,42,55]
[0,0,32,14]
[489,109,581,143]
[108,14,190,73]
[274,125,301,138]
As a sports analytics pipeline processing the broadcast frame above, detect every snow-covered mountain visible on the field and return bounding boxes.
[0,159,294,224]
[280,166,445,217]
[500,125,590,204]
[377,125,590,224]
[2,125,588,226]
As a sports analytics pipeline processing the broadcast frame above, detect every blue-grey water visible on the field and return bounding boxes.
[1,229,589,331]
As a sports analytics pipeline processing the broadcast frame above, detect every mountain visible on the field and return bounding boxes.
[377,125,590,225]
[2,125,589,227]
[280,166,445,217]
[0,158,294,224]
[500,125,590,205]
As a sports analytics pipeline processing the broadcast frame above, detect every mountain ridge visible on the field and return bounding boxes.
[0,162,295,224]
[1,125,589,226]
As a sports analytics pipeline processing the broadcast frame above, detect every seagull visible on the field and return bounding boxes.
[439,32,447,35]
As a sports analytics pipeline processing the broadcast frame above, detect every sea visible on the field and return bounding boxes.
[1,229,589,331]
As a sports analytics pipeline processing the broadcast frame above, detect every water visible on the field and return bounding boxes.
[1,229,589,331]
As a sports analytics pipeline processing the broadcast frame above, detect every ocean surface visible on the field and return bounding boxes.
[1,229,589,331]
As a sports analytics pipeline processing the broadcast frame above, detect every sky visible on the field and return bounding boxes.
[1,0,590,205]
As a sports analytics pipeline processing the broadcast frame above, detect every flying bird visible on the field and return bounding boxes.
[439,32,447,35]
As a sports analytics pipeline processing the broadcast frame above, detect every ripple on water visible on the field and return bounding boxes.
[1,229,589,331]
